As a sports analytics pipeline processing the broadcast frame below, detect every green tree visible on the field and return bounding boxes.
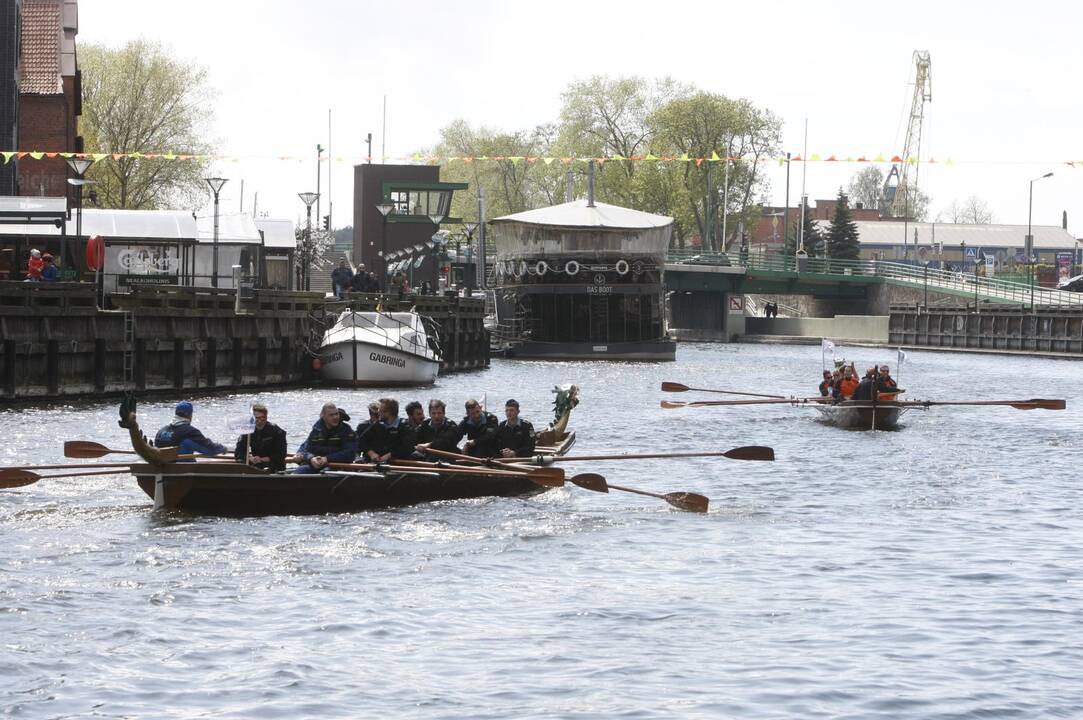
[788,199,822,257]
[826,190,860,260]
[80,40,216,209]
[846,166,885,214]
[650,93,781,249]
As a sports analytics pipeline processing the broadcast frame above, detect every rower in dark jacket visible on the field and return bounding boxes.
[415,399,460,456]
[233,402,288,471]
[355,401,381,457]
[818,370,833,397]
[496,399,536,458]
[361,398,417,462]
[291,402,357,474]
[154,401,226,461]
[458,398,500,458]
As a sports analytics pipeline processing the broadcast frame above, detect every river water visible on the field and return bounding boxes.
[2,343,1082,719]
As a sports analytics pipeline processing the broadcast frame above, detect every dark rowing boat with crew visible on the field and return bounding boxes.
[118,388,580,516]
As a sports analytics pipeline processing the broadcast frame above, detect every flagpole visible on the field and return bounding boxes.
[897,347,904,387]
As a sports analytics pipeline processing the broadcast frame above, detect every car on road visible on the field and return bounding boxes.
[1056,274,1083,292]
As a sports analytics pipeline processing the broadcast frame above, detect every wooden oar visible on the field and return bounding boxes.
[661,397,827,409]
[0,468,127,489]
[64,440,228,460]
[507,446,775,463]
[424,449,707,511]
[393,454,566,481]
[661,382,786,399]
[6,461,137,471]
[898,398,1066,411]
[327,462,565,488]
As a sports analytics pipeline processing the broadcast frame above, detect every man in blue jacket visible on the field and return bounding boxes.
[154,401,226,460]
[331,260,354,300]
[291,402,357,473]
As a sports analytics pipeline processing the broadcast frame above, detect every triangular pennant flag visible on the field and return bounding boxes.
[845,156,854,162]
[611,155,625,161]
[596,157,606,166]
[644,153,658,161]
[710,151,721,162]
[1,151,13,164]
[890,155,902,162]
[874,154,886,162]
[777,156,786,166]
[809,153,821,161]
[857,156,868,162]
[526,157,538,164]
[163,153,176,160]
[906,156,918,164]
[543,157,555,165]
[45,152,58,158]
[129,152,144,159]
[679,153,690,162]
[792,155,802,161]
[29,151,44,160]
[694,158,703,167]
[561,157,573,165]
[945,158,954,165]
[92,153,108,162]
[112,153,124,160]
[825,155,837,161]
[59,152,74,158]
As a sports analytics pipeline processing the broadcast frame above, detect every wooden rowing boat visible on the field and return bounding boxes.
[812,400,912,431]
[119,386,580,516]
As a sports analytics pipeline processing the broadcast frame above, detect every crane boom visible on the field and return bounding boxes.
[884,51,932,218]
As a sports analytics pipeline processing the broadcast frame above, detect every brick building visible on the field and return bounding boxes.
[0,0,19,195]
[13,0,82,199]
[749,198,882,247]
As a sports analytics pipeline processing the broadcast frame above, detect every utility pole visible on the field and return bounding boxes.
[705,162,714,252]
[316,144,324,221]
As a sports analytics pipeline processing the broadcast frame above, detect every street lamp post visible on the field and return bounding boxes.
[297,192,319,291]
[1027,172,1054,313]
[65,157,96,274]
[923,261,929,311]
[376,200,395,291]
[205,177,228,288]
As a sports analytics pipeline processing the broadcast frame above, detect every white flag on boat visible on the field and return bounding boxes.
[821,338,836,356]
[226,414,256,435]
[897,348,909,366]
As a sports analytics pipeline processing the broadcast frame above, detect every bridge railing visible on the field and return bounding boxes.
[665,249,1083,307]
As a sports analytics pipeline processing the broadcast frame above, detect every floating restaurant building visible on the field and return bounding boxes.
[489,198,676,361]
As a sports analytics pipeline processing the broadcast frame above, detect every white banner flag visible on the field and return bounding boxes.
[226,414,256,435]
[897,348,908,366]
[821,338,836,355]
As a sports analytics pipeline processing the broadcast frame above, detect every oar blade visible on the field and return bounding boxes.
[660,382,690,393]
[0,469,40,488]
[64,440,112,459]
[663,492,710,513]
[569,473,608,493]
[1017,399,1067,410]
[660,400,688,409]
[722,445,775,462]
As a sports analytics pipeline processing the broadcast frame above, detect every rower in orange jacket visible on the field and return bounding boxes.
[837,365,860,400]
[877,365,898,401]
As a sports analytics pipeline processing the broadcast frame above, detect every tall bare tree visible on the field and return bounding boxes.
[80,40,216,209]
[940,196,995,224]
[846,166,885,213]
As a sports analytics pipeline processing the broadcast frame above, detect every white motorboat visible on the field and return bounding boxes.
[319,311,441,387]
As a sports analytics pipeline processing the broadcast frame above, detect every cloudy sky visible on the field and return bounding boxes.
[80,0,1082,237]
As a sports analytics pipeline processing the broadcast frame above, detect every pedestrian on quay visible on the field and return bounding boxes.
[331,259,354,300]
[26,249,43,281]
[40,254,59,282]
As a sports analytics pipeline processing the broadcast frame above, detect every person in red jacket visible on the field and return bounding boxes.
[837,365,860,400]
[26,249,43,281]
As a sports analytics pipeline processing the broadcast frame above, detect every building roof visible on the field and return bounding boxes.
[254,218,298,249]
[842,220,1079,250]
[19,0,63,95]
[492,199,673,230]
[0,205,293,247]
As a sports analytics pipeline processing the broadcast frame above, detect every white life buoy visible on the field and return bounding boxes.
[565,260,580,276]
[519,261,528,277]
[615,259,630,276]
[535,260,549,275]
[512,261,523,278]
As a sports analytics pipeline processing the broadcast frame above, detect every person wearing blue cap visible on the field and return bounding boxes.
[154,401,226,460]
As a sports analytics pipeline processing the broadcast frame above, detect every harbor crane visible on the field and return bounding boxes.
[883,51,932,218]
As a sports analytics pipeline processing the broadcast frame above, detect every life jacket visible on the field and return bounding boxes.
[27,256,43,280]
[878,376,898,401]
[839,377,860,399]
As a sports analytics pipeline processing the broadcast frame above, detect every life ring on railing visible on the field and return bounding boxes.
[535,260,549,275]
[565,260,580,276]
[512,261,523,278]
[615,259,630,276]
[519,260,528,277]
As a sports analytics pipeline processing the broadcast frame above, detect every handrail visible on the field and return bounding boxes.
[665,249,1083,307]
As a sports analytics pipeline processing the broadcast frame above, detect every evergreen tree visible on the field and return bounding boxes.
[826,190,861,260]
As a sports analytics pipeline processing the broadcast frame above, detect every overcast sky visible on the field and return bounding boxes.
[80,0,1083,238]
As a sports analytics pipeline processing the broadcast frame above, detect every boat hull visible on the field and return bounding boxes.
[133,432,577,516]
[814,402,906,430]
[320,341,440,387]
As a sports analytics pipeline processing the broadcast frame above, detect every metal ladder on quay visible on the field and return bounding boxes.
[122,311,135,386]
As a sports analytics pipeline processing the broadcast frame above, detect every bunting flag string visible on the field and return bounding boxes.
[2,150,1082,167]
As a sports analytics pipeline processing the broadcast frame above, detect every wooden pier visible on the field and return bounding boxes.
[0,283,489,401]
